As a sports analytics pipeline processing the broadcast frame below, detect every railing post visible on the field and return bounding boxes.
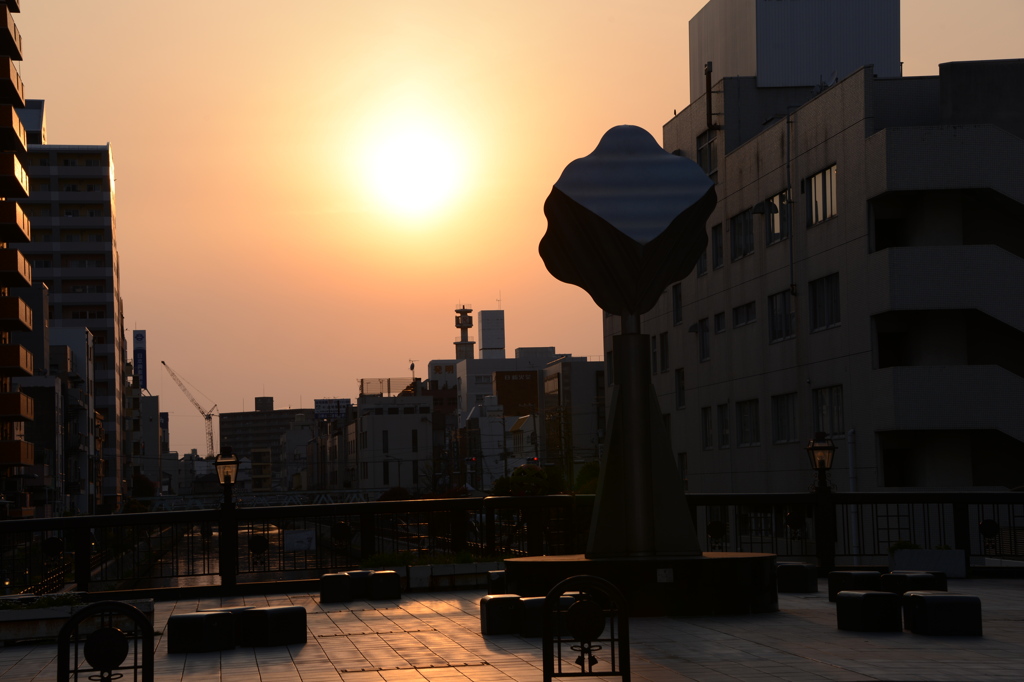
[360,512,376,560]
[526,500,543,556]
[484,499,496,556]
[74,526,91,593]
[814,491,836,572]
[953,502,971,577]
[219,508,238,592]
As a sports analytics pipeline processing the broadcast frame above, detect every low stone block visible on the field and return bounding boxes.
[836,590,902,632]
[320,572,353,603]
[903,592,982,636]
[777,563,818,593]
[238,605,307,647]
[881,572,937,595]
[517,595,576,638]
[480,594,520,635]
[346,569,375,599]
[167,611,235,653]
[487,570,507,595]
[890,570,947,592]
[369,570,402,600]
[828,571,881,602]
[197,606,253,644]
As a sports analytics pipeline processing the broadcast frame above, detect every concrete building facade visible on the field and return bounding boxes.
[632,45,1024,492]
[16,105,129,511]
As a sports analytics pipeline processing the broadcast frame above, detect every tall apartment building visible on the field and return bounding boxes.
[16,101,128,512]
[630,0,1024,493]
[0,0,36,519]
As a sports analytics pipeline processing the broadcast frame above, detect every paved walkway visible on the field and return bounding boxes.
[2,579,1024,681]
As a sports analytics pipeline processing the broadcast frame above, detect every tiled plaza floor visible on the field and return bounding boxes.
[2,579,1024,681]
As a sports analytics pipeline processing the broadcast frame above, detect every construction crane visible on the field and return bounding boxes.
[161,360,218,459]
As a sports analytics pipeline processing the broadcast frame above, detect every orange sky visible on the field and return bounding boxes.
[15,0,1024,456]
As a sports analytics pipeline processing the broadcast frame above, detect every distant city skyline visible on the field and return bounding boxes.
[15,0,1024,455]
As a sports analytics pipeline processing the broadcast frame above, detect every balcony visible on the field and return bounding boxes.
[0,390,32,420]
[0,438,30,466]
[0,56,22,108]
[0,343,31,375]
[0,150,27,197]
[0,199,28,241]
[0,7,21,61]
[0,104,24,152]
[0,295,30,331]
[4,1,18,15]
[0,248,30,287]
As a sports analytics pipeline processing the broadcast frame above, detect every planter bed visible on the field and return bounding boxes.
[0,597,154,645]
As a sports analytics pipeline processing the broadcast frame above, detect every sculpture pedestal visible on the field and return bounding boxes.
[504,553,778,617]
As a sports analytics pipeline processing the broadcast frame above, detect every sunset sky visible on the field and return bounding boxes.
[15,0,1024,456]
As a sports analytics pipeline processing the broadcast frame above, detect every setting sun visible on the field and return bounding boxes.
[361,125,465,218]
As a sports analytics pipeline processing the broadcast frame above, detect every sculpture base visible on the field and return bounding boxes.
[504,553,778,616]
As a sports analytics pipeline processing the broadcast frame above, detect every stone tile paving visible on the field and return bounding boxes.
[1,579,1024,680]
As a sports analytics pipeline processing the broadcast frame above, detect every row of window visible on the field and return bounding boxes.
[699,385,844,450]
[688,163,837,275]
[676,273,840,360]
[27,158,106,167]
[28,182,109,192]
[357,429,422,454]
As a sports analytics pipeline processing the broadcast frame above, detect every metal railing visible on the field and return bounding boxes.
[2,491,1023,596]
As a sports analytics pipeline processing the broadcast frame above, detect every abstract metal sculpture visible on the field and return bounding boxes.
[540,125,716,558]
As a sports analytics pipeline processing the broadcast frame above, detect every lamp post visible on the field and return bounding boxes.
[215,449,239,591]
[806,432,837,571]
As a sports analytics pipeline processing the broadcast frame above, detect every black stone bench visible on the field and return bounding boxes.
[238,606,307,647]
[828,570,881,602]
[369,570,402,600]
[903,591,982,636]
[836,590,902,632]
[487,569,507,595]
[777,562,818,593]
[320,572,353,603]
[166,611,235,653]
[889,570,948,592]
[881,571,942,595]
[480,593,520,635]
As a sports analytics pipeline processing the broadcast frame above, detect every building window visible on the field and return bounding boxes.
[672,283,683,325]
[383,461,390,486]
[701,407,713,449]
[360,462,368,479]
[697,129,718,182]
[659,332,669,372]
[714,312,726,334]
[697,250,707,276]
[382,430,389,454]
[697,318,710,362]
[764,190,790,244]
[711,224,723,269]
[730,209,755,261]
[813,386,844,437]
[651,336,658,375]
[674,368,685,409]
[771,393,799,444]
[768,290,795,342]
[732,301,756,328]
[411,429,419,453]
[736,399,760,446]
[717,404,730,448]
[808,273,841,331]
[807,165,838,225]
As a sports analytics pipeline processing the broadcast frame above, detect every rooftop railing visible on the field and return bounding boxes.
[1,491,1022,597]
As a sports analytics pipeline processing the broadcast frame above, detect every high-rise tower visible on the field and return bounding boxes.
[453,306,475,360]
[17,101,128,513]
[0,0,35,519]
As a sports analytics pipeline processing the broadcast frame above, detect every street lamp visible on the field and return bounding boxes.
[806,431,837,571]
[215,449,239,509]
[805,432,836,492]
[214,448,239,592]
